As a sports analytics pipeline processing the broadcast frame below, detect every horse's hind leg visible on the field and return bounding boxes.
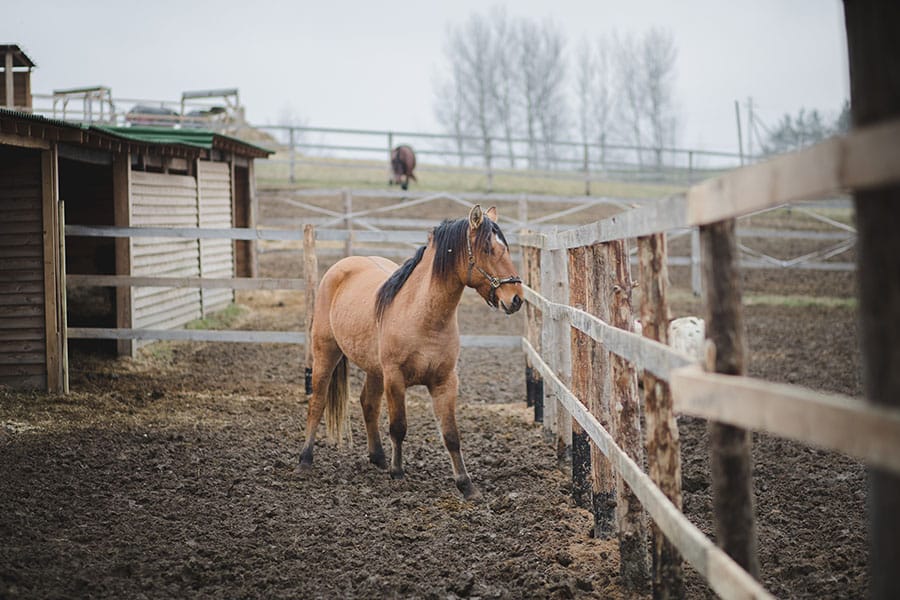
[428,373,481,501]
[299,342,343,470]
[360,374,387,469]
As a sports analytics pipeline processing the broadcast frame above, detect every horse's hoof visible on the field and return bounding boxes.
[456,477,482,502]
[369,452,388,470]
[390,468,405,480]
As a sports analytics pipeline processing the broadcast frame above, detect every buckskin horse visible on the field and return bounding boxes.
[389,145,417,190]
[299,205,523,500]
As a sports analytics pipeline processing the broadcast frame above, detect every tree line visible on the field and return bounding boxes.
[432,8,680,170]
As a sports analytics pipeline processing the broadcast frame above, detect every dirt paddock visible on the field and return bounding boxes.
[0,211,867,598]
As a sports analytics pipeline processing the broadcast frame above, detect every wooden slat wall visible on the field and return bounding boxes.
[131,172,201,331]
[197,161,234,314]
[0,150,46,389]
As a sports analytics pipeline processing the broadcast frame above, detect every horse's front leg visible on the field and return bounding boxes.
[360,374,387,469]
[428,374,481,501]
[383,369,407,479]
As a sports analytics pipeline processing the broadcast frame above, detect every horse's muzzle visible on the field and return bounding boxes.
[502,294,523,315]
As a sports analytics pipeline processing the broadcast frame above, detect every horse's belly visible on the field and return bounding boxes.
[327,261,391,374]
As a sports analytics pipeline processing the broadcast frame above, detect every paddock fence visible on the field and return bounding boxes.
[516,117,900,598]
[257,187,856,296]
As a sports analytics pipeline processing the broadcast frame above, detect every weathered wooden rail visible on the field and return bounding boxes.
[518,116,900,598]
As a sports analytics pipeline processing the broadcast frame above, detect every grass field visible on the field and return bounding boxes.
[255,152,689,199]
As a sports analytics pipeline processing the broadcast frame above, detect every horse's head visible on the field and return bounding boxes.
[464,205,524,315]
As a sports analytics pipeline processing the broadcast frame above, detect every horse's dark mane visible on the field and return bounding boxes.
[375,216,509,321]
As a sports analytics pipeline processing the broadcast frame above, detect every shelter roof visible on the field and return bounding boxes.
[0,44,36,68]
[97,126,272,158]
[0,109,272,159]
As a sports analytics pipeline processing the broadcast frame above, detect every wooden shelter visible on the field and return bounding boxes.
[0,44,35,110]
[0,109,270,392]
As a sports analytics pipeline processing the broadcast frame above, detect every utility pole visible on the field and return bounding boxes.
[746,97,755,160]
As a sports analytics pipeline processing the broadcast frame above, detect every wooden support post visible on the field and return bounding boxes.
[583,142,591,197]
[690,228,702,297]
[524,244,543,420]
[700,219,760,578]
[607,238,649,592]
[540,242,571,460]
[4,51,13,108]
[41,147,62,393]
[585,243,616,539]
[58,201,69,394]
[842,3,900,597]
[289,127,296,184]
[303,224,318,395]
[247,160,259,278]
[568,246,591,508]
[113,152,134,357]
[638,233,684,599]
[342,189,353,257]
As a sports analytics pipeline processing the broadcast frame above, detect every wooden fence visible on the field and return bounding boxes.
[258,188,856,297]
[517,116,900,598]
[64,222,519,394]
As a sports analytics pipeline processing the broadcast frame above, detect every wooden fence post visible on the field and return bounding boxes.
[842,4,900,597]
[585,242,616,539]
[540,242,571,460]
[523,243,543,420]
[342,189,353,257]
[607,238,649,592]
[289,127,296,184]
[583,142,591,197]
[700,219,760,578]
[486,137,494,193]
[690,228,702,297]
[568,246,591,508]
[638,233,684,599]
[303,224,318,395]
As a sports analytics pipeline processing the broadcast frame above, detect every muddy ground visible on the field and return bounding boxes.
[0,204,867,599]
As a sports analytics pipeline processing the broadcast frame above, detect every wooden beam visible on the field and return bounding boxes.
[638,232,685,598]
[303,224,318,395]
[568,245,591,509]
[0,131,51,150]
[584,243,616,539]
[65,274,306,291]
[113,152,133,356]
[522,340,774,600]
[523,285,694,381]
[606,238,649,592]
[540,243,571,457]
[838,5,900,596]
[41,146,61,393]
[701,219,760,578]
[670,366,900,474]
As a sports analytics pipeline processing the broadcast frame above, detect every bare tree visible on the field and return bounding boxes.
[490,7,519,168]
[518,18,568,168]
[614,32,647,165]
[642,28,678,168]
[575,36,615,167]
[446,13,499,169]
[433,61,469,167]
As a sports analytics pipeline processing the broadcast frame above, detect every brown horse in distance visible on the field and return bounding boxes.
[390,145,417,190]
[299,205,523,500]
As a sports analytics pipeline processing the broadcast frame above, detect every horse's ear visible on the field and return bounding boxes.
[468,204,484,230]
[485,206,498,222]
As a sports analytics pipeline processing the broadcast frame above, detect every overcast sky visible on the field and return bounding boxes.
[4,0,848,153]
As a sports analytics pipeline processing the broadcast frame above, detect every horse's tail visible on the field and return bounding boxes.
[324,354,352,446]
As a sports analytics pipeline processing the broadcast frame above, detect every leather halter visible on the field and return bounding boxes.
[465,229,522,308]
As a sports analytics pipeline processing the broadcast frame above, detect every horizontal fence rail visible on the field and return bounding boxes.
[513,118,900,598]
